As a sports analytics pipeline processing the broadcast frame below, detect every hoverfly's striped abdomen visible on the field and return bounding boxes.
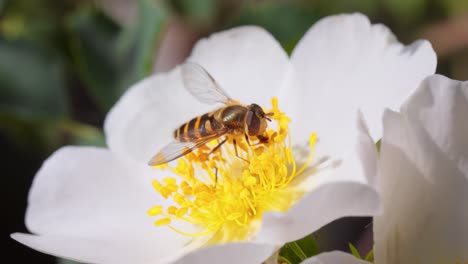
[174,113,221,142]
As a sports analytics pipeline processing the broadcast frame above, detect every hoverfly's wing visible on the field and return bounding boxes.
[181,62,238,105]
[148,141,200,166]
[148,130,227,166]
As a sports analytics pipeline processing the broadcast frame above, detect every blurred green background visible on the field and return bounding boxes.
[3,0,468,263]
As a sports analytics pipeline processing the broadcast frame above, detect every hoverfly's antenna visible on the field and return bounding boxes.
[265,112,274,122]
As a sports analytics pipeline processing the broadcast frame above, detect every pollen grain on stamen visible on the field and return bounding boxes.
[148,97,317,245]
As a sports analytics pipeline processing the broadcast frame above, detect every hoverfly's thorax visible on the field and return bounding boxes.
[219,105,248,129]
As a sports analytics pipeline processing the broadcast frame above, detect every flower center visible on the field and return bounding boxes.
[148,97,317,245]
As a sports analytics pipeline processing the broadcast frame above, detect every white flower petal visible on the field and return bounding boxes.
[174,243,276,264]
[187,26,291,106]
[256,110,380,244]
[301,251,370,264]
[256,181,379,244]
[374,75,468,264]
[11,233,119,264]
[104,68,213,163]
[10,233,181,264]
[16,146,189,263]
[295,110,379,190]
[286,13,436,156]
[401,74,468,178]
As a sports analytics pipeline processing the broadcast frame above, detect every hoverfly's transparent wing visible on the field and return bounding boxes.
[148,130,227,166]
[181,62,238,105]
[148,141,199,166]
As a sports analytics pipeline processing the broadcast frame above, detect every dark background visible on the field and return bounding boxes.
[2,0,468,263]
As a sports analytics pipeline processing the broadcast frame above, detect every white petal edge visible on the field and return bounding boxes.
[400,74,468,179]
[285,12,436,159]
[301,251,371,264]
[174,243,277,264]
[188,25,291,107]
[14,146,190,263]
[255,110,380,244]
[374,75,468,264]
[256,181,380,244]
[11,233,189,264]
[11,234,274,264]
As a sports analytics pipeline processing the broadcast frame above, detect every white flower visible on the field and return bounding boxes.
[301,75,468,264]
[11,13,435,264]
[374,75,468,264]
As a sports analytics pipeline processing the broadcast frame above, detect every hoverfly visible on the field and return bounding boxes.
[148,62,273,166]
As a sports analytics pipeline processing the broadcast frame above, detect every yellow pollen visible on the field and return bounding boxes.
[147,205,163,216]
[148,97,317,245]
[154,218,171,226]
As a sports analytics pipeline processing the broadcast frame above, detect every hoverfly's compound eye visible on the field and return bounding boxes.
[246,104,268,136]
[246,109,260,135]
[249,104,264,117]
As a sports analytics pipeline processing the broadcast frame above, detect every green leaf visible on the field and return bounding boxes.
[61,119,105,147]
[230,2,320,54]
[0,112,104,156]
[168,0,218,28]
[57,258,84,264]
[278,256,292,264]
[279,234,321,264]
[0,0,81,44]
[381,0,426,25]
[68,0,168,111]
[67,8,121,111]
[439,0,468,16]
[349,242,362,259]
[313,0,379,16]
[279,243,305,264]
[364,249,374,262]
[116,0,168,94]
[0,39,68,119]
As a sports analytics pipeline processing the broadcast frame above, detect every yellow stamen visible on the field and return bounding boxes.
[147,205,163,216]
[295,133,318,176]
[148,97,317,245]
[154,218,171,226]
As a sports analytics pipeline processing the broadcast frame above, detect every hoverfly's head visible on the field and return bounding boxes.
[245,103,273,136]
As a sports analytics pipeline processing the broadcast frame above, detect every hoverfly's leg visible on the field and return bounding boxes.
[245,134,268,146]
[244,134,252,146]
[256,134,269,144]
[214,167,218,187]
[209,137,228,155]
[233,139,250,163]
[209,138,227,188]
